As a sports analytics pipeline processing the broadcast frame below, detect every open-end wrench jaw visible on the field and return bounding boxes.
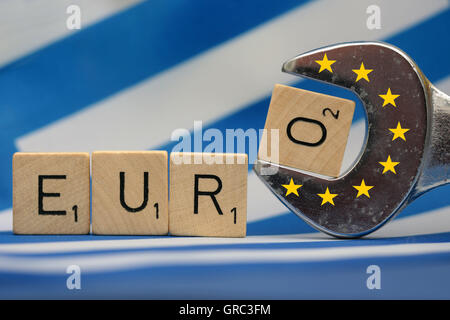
[254,41,450,238]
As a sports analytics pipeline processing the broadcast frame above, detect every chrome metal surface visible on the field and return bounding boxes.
[411,84,450,199]
[253,41,450,238]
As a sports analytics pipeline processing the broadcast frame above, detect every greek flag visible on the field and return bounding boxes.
[0,0,449,298]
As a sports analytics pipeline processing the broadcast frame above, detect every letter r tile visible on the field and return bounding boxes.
[13,152,90,234]
[92,151,168,235]
[169,152,247,237]
[258,84,355,177]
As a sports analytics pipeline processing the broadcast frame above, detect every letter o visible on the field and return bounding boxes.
[286,117,327,147]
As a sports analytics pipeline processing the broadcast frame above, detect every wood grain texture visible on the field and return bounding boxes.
[169,152,247,237]
[258,84,355,177]
[13,152,90,234]
[92,151,168,235]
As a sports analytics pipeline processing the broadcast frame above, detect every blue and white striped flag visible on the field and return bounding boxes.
[0,0,449,298]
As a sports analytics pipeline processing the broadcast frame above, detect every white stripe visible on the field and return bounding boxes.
[0,242,449,274]
[371,205,450,238]
[247,170,288,222]
[0,0,142,68]
[0,234,330,254]
[0,208,11,232]
[15,0,448,152]
[1,205,449,255]
[435,74,450,93]
[341,119,366,175]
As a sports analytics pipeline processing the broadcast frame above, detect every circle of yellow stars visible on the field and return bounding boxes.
[280,54,411,206]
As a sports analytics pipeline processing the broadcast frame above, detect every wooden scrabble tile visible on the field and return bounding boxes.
[259,84,355,177]
[92,151,168,235]
[13,152,90,234]
[169,152,247,237]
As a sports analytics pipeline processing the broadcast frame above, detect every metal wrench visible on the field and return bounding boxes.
[253,41,450,238]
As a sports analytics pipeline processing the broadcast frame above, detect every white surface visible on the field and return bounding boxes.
[0,0,142,68]
[0,240,449,274]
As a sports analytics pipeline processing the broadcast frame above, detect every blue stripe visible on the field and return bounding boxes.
[0,251,449,299]
[0,231,168,244]
[386,7,450,82]
[0,0,310,137]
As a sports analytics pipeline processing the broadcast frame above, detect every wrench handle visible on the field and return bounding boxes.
[412,84,450,199]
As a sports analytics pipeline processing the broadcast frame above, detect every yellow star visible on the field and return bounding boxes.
[389,122,410,141]
[282,178,302,197]
[353,179,374,198]
[352,62,373,82]
[317,187,338,206]
[379,155,399,174]
[379,88,400,107]
[315,54,336,73]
